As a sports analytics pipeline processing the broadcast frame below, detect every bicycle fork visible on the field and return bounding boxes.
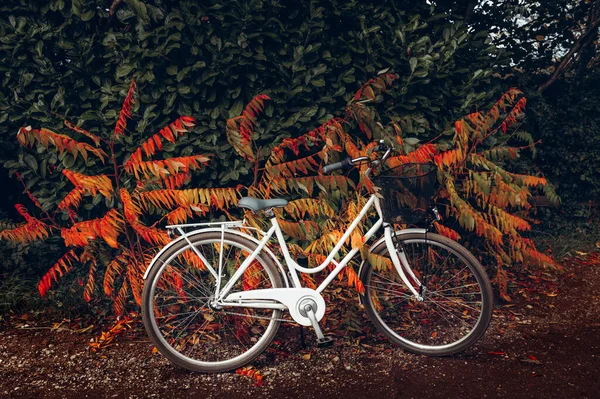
[383,226,424,301]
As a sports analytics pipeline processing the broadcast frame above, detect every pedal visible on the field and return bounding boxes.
[317,336,335,348]
[299,299,330,345]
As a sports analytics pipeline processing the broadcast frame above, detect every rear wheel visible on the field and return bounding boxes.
[360,232,493,355]
[142,231,283,372]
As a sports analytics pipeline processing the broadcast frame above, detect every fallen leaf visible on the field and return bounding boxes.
[301,353,311,360]
[520,356,542,365]
[545,292,559,297]
[488,351,506,356]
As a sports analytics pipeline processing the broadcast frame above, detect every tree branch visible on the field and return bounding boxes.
[538,2,600,92]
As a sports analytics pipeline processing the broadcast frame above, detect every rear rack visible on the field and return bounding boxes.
[166,220,244,229]
[166,220,267,239]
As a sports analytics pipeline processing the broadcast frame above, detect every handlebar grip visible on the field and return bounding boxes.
[323,157,352,174]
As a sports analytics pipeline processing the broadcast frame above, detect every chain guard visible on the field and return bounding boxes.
[223,288,326,326]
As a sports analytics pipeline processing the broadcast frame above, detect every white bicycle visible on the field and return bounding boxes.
[141,141,493,372]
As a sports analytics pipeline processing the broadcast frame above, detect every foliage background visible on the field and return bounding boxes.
[1,0,599,312]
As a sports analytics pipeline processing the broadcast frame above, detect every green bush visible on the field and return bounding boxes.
[0,0,516,310]
[1,0,505,210]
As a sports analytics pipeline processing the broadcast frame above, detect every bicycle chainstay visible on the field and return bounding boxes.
[217,309,293,323]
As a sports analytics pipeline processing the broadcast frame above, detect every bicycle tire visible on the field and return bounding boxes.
[359,232,493,356]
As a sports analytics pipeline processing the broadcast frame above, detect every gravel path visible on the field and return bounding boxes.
[1,253,598,399]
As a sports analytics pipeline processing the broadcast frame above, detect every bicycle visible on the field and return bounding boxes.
[141,140,494,373]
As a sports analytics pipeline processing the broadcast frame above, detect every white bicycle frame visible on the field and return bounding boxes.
[162,192,424,317]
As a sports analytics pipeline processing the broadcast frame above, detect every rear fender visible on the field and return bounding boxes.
[142,228,290,287]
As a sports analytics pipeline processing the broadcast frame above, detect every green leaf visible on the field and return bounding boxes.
[116,64,134,79]
[24,154,38,172]
[166,66,178,76]
[409,58,418,73]
[311,78,325,87]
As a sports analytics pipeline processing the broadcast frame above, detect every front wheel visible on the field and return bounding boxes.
[360,232,493,356]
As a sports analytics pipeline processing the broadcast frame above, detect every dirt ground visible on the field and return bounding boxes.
[1,253,599,399]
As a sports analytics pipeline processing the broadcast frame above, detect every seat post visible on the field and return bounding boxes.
[264,207,275,218]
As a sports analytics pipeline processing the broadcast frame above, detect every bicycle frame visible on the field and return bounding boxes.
[168,193,423,312]
[151,145,425,316]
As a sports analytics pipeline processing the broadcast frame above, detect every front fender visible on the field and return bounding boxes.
[357,228,427,302]
[142,228,290,288]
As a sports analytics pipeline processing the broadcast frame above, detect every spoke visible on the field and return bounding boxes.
[435,265,469,292]
[422,302,462,332]
[370,278,410,292]
[371,272,406,288]
[429,283,480,295]
[427,299,475,330]
[167,310,203,337]
[427,294,481,299]
[170,263,214,297]
[154,294,211,303]
[155,309,207,319]
[155,297,210,309]
[422,304,468,332]
[384,297,411,310]
[225,243,235,270]
[223,318,248,348]
[173,259,214,296]
[365,284,413,299]
[426,249,453,282]
[188,318,211,338]
[425,298,482,313]
[163,282,209,303]
[427,298,482,304]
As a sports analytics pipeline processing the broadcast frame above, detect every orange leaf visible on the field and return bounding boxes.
[114,78,136,138]
[38,250,79,297]
[0,204,48,243]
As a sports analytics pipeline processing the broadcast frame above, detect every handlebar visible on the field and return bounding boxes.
[322,140,393,175]
[322,157,353,174]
